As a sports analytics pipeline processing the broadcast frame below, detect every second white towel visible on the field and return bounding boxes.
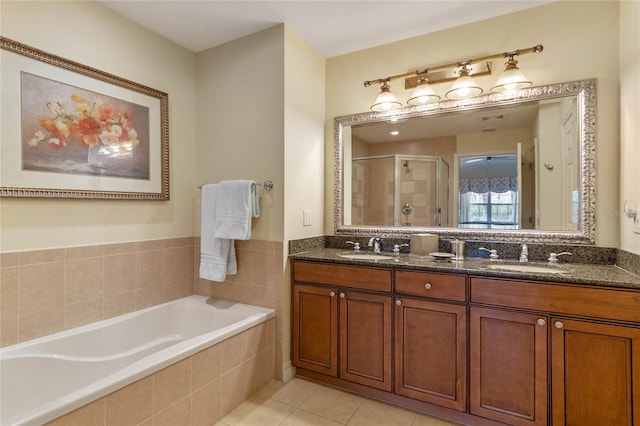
[213,180,260,240]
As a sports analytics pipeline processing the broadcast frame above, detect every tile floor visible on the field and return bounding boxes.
[216,377,461,426]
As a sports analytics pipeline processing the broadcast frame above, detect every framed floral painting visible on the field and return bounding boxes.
[0,37,169,200]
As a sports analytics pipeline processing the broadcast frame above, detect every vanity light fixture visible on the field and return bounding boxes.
[364,44,543,109]
[491,54,532,92]
[445,63,483,100]
[370,80,402,111]
[407,74,440,105]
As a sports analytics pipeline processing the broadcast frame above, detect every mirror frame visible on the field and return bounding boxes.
[334,79,596,244]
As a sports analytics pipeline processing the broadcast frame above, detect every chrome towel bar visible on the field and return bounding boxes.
[198,180,273,190]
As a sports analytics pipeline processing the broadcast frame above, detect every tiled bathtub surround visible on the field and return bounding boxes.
[44,318,275,426]
[195,238,285,379]
[0,238,195,348]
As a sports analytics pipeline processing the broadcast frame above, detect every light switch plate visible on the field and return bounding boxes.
[303,210,312,226]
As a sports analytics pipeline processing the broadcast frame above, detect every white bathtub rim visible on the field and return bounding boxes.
[1,295,275,426]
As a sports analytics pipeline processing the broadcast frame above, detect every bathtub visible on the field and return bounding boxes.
[0,295,276,426]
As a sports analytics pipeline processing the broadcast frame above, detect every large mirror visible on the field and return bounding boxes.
[334,79,596,244]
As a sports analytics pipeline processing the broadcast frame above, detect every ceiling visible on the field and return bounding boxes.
[96,0,553,58]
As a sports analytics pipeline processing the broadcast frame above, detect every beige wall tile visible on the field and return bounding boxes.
[19,262,65,314]
[0,252,20,267]
[20,248,65,265]
[0,315,19,347]
[66,245,103,260]
[154,358,192,413]
[220,332,247,373]
[220,364,248,416]
[136,240,163,252]
[103,291,136,319]
[103,242,135,256]
[246,322,269,358]
[106,376,153,426]
[163,280,187,302]
[19,306,64,342]
[66,257,104,304]
[164,237,194,248]
[192,343,222,391]
[45,399,106,426]
[103,254,136,295]
[191,378,221,426]
[246,349,274,396]
[65,298,103,329]
[164,246,187,283]
[1,266,19,318]
[136,250,163,288]
[135,286,163,310]
[154,397,191,426]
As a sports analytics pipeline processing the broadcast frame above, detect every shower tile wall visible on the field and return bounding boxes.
[0,237,195,348]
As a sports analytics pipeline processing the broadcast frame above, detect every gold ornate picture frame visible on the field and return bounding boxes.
[0,37,169,200]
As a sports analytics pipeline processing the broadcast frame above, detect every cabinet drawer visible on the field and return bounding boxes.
[293,261,392,292]
[471,277,640,323]
[395,271,467,302]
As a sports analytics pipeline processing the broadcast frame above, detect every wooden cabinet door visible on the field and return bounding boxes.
[394,297,467,411]
[339,291,392,391]
[551,318,640,426]
[470,307,548,426]
[292,284,338,377]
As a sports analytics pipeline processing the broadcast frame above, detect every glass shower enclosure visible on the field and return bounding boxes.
[350,154,449,227]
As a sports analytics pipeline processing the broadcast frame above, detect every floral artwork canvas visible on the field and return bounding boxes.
[21,72,150,180]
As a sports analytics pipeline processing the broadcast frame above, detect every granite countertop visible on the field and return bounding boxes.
[290,248,640,290]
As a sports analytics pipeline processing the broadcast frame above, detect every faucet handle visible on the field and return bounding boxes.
[393,244,410,255]
[479,247,499,260]
[548,252,572,263]
[346,241,361,251]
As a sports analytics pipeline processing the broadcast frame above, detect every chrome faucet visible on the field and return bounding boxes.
[519,243,528,262]
[368,237,383,253]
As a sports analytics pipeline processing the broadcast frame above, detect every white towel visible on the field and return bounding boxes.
[213,180,260,240]
[199,184,237,282]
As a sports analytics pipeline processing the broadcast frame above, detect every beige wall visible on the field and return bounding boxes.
[195,26,285,243]
[325,1,621,247]
[0,1,198,252]
[620,0,640,255]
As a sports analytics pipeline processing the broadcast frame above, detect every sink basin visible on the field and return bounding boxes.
[484,264,568,274]
[338,253,395,260]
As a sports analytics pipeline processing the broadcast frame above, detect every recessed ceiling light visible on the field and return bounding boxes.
[390,130,399,136]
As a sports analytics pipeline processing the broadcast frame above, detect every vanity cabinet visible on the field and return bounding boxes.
[292,261,393,391]
[471,276,640,426]
[394,271,467,411]
[469,307,548,426]
[551,317,640,426]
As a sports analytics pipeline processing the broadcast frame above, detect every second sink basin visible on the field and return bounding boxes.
[338,253,395,260]
[484,263,568,274]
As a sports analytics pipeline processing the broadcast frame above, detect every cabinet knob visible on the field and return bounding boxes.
[555,321,564,329]
[329,291,335,298]
[396,299,402,306]
[424,283,432,290]
[536,318,546,326]
[339,292,346,298]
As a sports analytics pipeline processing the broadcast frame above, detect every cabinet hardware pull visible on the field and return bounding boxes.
[396,300,402,306]
[339,292,346,298]
[424,283,432,289]
[536,319,546,326]
[555,321,564,329]
[329,291,335,297]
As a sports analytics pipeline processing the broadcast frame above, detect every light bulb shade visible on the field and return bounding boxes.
[407,83,440,105]
[445,74,483,100]
[491,64,532,92]
[371,83,402,111]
